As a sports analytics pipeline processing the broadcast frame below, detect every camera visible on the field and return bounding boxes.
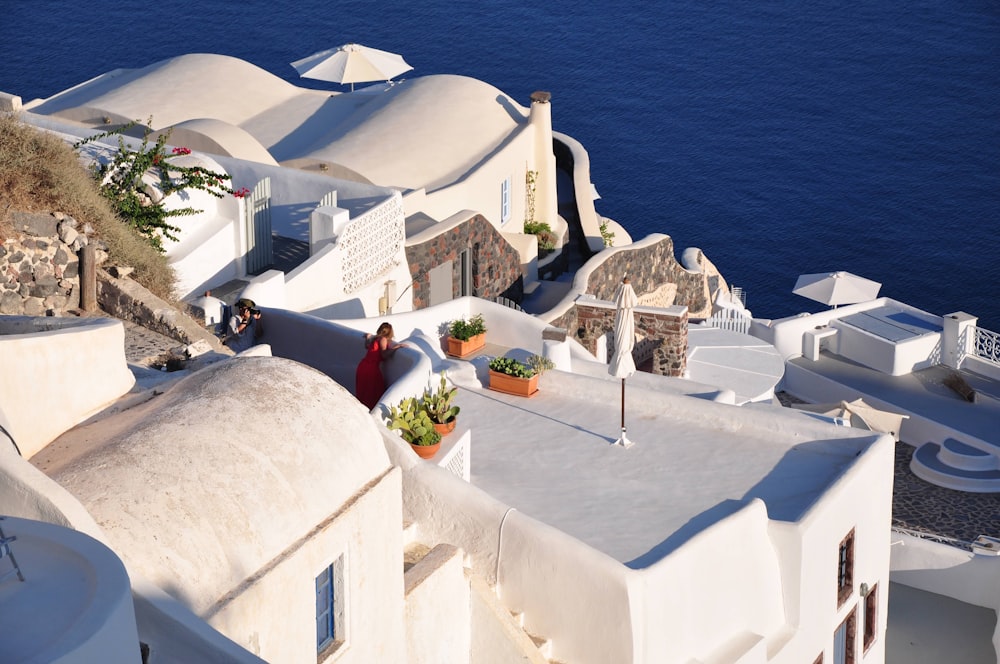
[250,308,261,316]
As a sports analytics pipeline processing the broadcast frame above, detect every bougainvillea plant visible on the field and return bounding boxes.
[74,119,243,252]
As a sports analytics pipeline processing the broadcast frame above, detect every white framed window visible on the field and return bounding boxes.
[316,554,347,658]
[500,176,511,225]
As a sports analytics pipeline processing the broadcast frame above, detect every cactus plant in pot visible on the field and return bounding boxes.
[422,371,461,435]
[387,396,442,459]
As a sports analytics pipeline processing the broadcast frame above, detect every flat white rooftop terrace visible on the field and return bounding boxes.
[452,366,876,567]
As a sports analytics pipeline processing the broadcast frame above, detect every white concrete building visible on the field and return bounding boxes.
[0,303,897,663]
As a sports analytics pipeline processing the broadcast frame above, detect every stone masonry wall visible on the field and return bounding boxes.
[405,214,523,310]
[2,210,225,352]
[585,236,710,318]
[0,211,102,316]
[551,302,688,377]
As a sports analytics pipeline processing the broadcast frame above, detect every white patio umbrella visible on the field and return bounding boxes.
[291,43,412,91]
[609,276,638,448]
[793,271,882,308]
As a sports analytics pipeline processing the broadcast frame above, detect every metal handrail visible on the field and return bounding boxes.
[973,326,1000,365]
[891,526,974,552]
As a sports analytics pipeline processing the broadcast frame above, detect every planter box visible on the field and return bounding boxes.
[488,370,539,398]
[447,333,486,358]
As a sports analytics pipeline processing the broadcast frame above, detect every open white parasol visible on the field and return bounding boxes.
[291,43,412,91]
[793,271,881,308]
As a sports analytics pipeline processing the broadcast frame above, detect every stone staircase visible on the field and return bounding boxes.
[402,521,566,663]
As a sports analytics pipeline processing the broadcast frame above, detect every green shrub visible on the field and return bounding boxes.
[0,113,176,300]
[489,354,555,378]
[73,119,240,252]
[449,313,487,341]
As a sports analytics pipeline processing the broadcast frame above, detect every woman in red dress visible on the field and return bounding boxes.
[355,322,404,410]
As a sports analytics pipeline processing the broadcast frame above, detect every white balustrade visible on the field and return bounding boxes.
[340,195,405,293]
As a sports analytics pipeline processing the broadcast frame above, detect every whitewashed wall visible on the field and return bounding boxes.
[419,125,534,229]
[209,468,406,664]
[891,534,1000,658]
[0,317,134,457]
[768,433,894,664]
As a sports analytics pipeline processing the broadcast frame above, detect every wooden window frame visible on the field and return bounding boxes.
[863,583,878,652]
[837,528,855,607]
[316,554,347,661]
[834,606,857,664]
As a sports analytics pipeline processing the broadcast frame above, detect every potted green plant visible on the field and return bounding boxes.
[387,396,442,459]
[487,354,554,397]
[422,371,461,435]
[447,313,487,358]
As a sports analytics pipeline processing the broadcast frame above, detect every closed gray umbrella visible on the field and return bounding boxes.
[609,276,638,447]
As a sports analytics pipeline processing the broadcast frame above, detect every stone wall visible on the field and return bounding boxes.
[584,236,710,318]
[0,211,101,316]
[1,210,225,351]
[405,214,523,310]
[550,301,688,377]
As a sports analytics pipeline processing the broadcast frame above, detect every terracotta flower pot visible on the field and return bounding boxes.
[433,420,457,436]
[447,333,486,358]
[409,441,441,460]
[488,370,539,397]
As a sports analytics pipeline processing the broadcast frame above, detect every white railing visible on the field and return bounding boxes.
[973,326,1000,365]
[437,429,470,482]
[704,307,752,335]
[731,286,746,307]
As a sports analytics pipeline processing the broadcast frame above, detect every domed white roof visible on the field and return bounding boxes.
[31,54,531,193]
[44,356,390,612]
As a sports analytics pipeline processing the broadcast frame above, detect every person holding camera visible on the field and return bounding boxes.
[224,298,264,353]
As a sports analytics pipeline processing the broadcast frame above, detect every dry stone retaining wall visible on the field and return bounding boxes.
[0,211,102,316]
[584,236,710,318]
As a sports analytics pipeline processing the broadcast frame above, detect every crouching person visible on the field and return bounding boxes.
[224,298,264,352]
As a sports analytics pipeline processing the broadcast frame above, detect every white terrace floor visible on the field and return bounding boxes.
[787,352,1000,448]
[446,359,875,567]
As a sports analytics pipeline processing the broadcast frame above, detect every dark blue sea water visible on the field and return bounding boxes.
[2,1,998,328]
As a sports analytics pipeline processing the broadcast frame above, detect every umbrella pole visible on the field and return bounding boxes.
[614,378,633,447]
[621,378,626,431]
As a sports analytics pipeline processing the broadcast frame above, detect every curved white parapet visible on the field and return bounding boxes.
[910,441,1000,492]
[0,316,135,458]
[0,516,140,663]
[938,438,1000,472]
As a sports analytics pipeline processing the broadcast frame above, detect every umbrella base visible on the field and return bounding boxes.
[614,429,634,448]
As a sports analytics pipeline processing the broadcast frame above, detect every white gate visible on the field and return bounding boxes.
[244,177,273,275]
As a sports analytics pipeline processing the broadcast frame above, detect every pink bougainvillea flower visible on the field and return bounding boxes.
[171,147,192,155]
[232,187,251,198]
